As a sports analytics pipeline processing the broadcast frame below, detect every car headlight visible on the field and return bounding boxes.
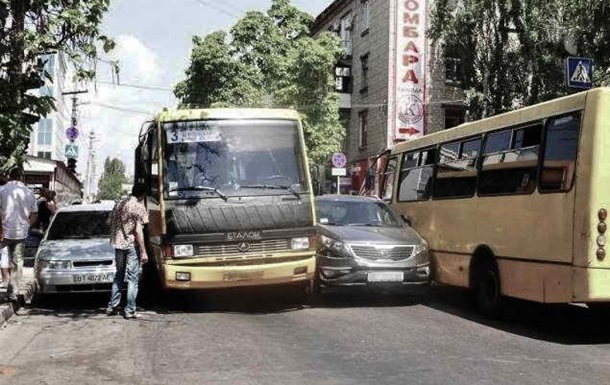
[40,260,71,270]
[291,237,310,250]
[320,235,352,258]
[173,244,194,258]
[412,241,428,256]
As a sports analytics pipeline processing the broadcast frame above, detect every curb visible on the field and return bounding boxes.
[0,272,37,328]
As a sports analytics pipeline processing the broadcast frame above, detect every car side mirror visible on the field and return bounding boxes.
[401,215,412,227]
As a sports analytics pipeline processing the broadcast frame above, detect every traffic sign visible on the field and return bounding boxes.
[66,126,79,141]
[331,152,347,168]
[331,167,347,176]
[64,144,78,159]
[566,57,593,89]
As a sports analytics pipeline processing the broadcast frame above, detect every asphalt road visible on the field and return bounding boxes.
[1,285,610,385]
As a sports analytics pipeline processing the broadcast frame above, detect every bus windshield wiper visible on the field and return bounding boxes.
[240,184,301,199]
[168,186,228,201]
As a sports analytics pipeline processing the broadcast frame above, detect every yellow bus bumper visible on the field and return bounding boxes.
[162,255,316,290]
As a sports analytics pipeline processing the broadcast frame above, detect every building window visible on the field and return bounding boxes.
[335,65,352,93]
[445,57,461,84]
[360,0,369,34]
[37,118,53,145]
[445,107,465,129]
[37,151,52,160]
[360,54,369,91]
[340,13,353,56]
[40,85,54,97]
[358,110,368,149]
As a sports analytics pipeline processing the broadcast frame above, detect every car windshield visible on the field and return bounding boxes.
[163,119,308,199]
[316,199,403,227]
[46,211,111,240]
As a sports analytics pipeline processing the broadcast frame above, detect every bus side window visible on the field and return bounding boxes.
[381,156,398,202]
[433,138,480,199]
[539,113,581,192]
[398,148,436,202]
[149,126,160,199]
[478,124,541,195]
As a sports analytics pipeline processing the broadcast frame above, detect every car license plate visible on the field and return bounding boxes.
[73,272,114,284]
[367,272,404,282]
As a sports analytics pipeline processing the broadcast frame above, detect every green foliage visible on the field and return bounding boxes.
[429,0,610,120]
[97,157,128,200]
[174,0,344,165]
[0,0,113,171]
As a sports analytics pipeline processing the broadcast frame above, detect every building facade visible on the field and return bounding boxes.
[313,0,465,194]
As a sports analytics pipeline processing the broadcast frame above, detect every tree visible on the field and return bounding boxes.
[97,157,128,200]
[0,0,115,171]
[429,0,610,120]
[174,0,344,165]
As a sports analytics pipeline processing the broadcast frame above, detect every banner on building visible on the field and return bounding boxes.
[394,0,427,141]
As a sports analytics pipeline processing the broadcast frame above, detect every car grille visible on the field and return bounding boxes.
[350,245,415,261]
[72,260,113,268]
[197,239,291,257]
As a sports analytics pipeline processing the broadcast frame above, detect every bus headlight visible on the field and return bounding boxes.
[173,244,194,258]
[291,237,310,250]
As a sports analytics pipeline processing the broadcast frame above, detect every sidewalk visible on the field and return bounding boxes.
[0,267,36,328]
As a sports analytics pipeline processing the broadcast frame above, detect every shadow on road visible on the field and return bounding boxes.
[423,284,610,345]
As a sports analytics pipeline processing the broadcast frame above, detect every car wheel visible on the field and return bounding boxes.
[475,259,502,317]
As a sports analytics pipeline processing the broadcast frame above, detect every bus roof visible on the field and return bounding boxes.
[156,108,301,122]
[391,87,610,155]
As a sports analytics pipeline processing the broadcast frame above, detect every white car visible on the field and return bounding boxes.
[35,201,118,294]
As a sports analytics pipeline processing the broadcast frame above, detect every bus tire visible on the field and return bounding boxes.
[475,258,502,317]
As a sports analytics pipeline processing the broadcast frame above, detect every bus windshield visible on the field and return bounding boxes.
[163,119,307,199]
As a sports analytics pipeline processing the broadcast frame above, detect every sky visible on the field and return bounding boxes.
[78,0,333,193]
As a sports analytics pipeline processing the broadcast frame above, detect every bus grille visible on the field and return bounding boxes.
[350,245,415,261]
[197,239,291,257]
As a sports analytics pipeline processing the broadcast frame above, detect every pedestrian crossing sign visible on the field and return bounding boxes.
[64,144,78,159]
[566,57,593,89]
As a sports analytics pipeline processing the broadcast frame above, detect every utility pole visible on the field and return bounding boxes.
[84,130,96,201]
[61,90,87,175]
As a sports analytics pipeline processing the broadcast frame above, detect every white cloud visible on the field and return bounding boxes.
[77,34,176,197]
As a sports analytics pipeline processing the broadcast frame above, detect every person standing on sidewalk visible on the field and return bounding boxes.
[0,173,8,288]
[106,184,149,319]
[0,168,38,302]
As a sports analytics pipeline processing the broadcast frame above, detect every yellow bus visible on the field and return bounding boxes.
[380,87,610,314]
[134,108,317,295]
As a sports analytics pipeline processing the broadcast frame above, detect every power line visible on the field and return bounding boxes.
[96,80,174,92]
[192,0,240,17]
[89,102,156,116]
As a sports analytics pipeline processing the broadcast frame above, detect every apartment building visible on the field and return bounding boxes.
[313,0,465,193]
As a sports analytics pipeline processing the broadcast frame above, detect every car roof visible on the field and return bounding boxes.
[315,194,383,203]
[56,201,115,213]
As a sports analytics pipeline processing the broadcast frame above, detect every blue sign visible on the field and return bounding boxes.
[66,126,79,141]
[64,144,78,159]
[566,57,593,89]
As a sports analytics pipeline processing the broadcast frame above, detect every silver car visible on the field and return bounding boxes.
[315,195,430,289]
[35,202,117,294]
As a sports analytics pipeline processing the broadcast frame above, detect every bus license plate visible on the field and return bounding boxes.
[367,272,404,282]
[73,272,114,284]
[224,271,264,282]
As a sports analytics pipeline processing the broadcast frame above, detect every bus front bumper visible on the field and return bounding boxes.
[162,255,316,289]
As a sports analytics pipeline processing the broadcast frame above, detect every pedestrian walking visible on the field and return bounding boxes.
[0,245,9,289]
[106,184,149,319]
[0,168,38,302]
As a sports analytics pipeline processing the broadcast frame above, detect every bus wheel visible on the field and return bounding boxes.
[475,259,502,317]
